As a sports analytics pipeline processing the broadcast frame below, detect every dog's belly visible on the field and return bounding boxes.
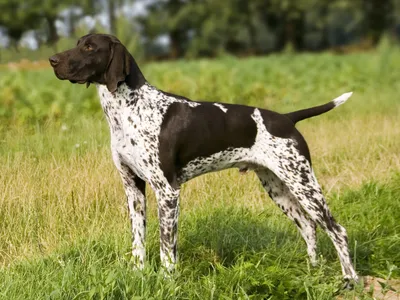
[177,147,254,183]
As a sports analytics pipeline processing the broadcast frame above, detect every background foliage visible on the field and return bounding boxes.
[1,37,399,125]
[1,0,400,61]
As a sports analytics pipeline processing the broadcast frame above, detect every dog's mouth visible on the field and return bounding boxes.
[69,80,87,84]
[52,70,87,85]
[69,80,91,88]
[52,70,65,80]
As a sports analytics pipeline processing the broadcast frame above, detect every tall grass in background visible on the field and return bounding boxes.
[1,43,400,125]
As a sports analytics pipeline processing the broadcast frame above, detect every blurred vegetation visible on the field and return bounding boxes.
[1,0,400,62]
[1,39,400,126]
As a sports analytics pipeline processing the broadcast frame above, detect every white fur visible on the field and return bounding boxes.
[333,92,353,107]
[213,103,228,112]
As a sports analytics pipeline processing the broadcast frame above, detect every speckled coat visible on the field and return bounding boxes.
[97,82,357,282]
[49,33,358,284]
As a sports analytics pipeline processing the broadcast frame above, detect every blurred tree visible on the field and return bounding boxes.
[140,0,335,56]
[140,0,191,58]
[267,0,328,51]
[36,0,98,44]
[141,0,274,57]
[363,0,394,45]
[0,0,39,48]
[0,0,98,47]
[108,0,125,35]
[1,0,399,57]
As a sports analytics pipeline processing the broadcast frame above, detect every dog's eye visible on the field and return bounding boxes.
[84,44,93,51]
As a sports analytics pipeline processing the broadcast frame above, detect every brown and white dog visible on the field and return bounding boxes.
[49,33,358,285]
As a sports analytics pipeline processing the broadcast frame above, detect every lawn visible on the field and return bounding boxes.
[0,47,399,299]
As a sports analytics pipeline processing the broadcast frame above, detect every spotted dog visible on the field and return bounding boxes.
[49,34,358,284]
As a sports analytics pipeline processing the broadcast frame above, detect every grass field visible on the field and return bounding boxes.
[0,47,399,299]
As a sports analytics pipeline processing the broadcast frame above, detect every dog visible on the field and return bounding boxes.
[49,33,358,283]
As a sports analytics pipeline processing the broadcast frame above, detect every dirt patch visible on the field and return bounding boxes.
[338,276,400,299]
[1,59,50,71]
[363,276,400,300]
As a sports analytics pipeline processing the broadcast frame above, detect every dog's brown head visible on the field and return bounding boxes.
[49,34,142,93]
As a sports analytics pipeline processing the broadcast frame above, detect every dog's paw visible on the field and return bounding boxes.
[342,274,360,290]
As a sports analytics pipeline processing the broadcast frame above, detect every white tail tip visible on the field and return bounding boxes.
[333,92,353,107]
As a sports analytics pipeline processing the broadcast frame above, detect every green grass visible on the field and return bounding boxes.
[0,48,399,299]
[0,178,399,299]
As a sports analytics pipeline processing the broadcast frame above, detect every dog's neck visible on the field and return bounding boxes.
[124,57,146,91]
[96,57,148,109]
[97,80,159,112]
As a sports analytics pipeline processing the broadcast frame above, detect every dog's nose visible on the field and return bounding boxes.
[49,55,60,67]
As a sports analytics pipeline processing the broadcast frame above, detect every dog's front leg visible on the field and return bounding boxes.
[114,160,147,269]
[155,187,180,274]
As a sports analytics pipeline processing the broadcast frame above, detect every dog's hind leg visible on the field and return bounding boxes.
[250,108,357,283]
[267,158,358,282]
[256,169,318,266]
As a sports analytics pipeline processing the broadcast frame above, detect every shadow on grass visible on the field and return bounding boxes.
[177,174,400,279]
[178,206,304,271]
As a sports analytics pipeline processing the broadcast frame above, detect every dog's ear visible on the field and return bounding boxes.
[105,41,131,93]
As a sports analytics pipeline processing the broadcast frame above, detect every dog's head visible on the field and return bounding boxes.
[49,34,132,93]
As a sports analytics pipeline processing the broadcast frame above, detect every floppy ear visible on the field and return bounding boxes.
[105,42,131,93]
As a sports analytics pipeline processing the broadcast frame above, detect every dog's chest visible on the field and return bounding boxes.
[97,84,168,178]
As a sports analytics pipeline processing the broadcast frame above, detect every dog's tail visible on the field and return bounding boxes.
[285,92,353,124]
